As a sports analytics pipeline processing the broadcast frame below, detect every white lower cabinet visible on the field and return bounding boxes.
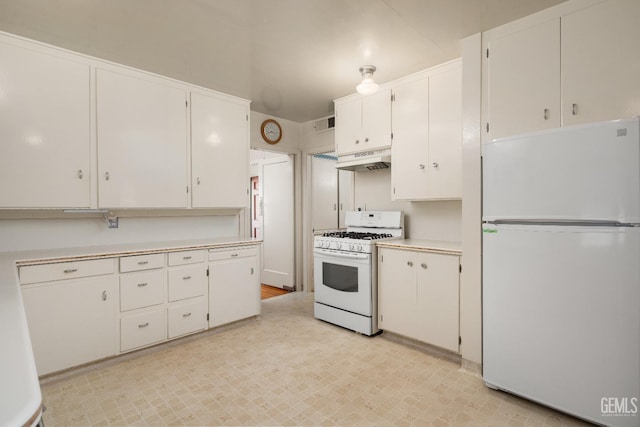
[120,308,166,352]
[208,246,260,328]
[20,260,117,376]
[378,247,460,352]
[168,297,206,339]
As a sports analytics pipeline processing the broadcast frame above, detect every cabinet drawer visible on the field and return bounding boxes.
[208,246,258,261]
[19,258,115,285]
[168,297,206,339]
[120,308,166,352]
[120,253,165,273]
[168,265,206,302]
[120,270,165,312]
[168,250,206,266]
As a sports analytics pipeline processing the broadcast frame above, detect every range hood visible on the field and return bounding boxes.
[335,148,391,171]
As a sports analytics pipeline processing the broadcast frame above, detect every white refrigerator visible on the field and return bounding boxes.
[482,118,640,426]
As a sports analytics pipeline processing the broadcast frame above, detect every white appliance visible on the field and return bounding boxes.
[314,211,403,335]
[335,148,391,171]
[482,118,640,426]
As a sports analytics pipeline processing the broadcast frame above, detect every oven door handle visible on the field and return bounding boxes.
[314,248,370,260]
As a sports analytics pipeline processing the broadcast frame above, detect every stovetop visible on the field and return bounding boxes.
[321,231,394,240]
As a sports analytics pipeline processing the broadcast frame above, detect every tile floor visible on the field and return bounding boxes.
[40,292,589,426]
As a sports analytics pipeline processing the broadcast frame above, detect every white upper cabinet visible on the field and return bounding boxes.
[190,92,249,208]
[561,0,640,126]
[0,40,91,208]
[483,0,640,141]
[391,61,462,201]
[485,18,560,141]
[391,77,429,200]
[97,69,189,208]
[335,89,391,156]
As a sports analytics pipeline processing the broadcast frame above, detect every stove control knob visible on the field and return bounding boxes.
[349,244,355,251]
[357,244,364,252]
[321,242,328,249]
[314,240,322,248]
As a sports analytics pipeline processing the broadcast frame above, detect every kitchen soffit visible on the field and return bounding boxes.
[0,0,564,123]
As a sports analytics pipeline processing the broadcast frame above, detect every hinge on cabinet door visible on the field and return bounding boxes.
[186,100,188,107]
[206,268,209,277]
[186,186,189,193]
[381,255,384,262]
[380,314,384,322]
[393,187,395,194]
[459,336,462,345]
[459,264,462,273]
[486,122,490,133]
[391,132,394,141]
[391,93,395,102]
[207,313,209,321]
[486,48,489,59]
[246,114,249,121]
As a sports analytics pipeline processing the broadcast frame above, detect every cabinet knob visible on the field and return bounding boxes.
[364,138,369,142]
[77,169,83,179]
[105,171,110,181]
[407,261,413,267]
[432,162,439,168]
[182,312,192,318]
[102,290,107,301]
[138,322,149,328]
[544,108,550,120]
[355,139,360,144]
[250,267,254,275]
[197,177,201,185]
[572,103,578,115]
[419,164,425,169]
[421,263,427,269]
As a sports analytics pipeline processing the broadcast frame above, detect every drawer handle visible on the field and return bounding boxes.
[138,261,149,265]
[182,312,192,318]
[183,256,192,260]
[63,268,78,274]
[182,275,192,280]
[138,322,149,328]
[250,267,254,275]
[231,253,238,257]
[102,291,107,301]
[137,282,148,287]
[421,263,428,269]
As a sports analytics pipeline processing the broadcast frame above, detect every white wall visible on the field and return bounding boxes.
[0,214,239,252]
[353,169,462,242]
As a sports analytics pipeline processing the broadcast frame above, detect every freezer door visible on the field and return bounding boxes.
[483,118,640,223]
[483,224,640,426]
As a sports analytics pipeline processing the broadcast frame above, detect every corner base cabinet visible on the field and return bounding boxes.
[378,246,460,353]
[20,259,117,376]
[208,246,260,328]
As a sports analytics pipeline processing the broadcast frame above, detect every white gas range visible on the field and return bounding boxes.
[313,211,404,335]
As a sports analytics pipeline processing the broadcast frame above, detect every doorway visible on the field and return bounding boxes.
[249,150,295,291]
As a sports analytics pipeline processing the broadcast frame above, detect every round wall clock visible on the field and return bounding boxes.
[260,119,282,144]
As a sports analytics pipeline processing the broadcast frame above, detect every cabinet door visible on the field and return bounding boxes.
[378,248,417,337]
[486,18,560,140]
[428,66,462,199]
[191,92,249,208]
[209,255,260,328]
[562,0,640,126]
[391,77,429,200]
[415,253,459,352]
[0,41,91,208]
[22,276,116,375]
[335,97,362,155]
[362,89,392,150]
[97,69,188,208]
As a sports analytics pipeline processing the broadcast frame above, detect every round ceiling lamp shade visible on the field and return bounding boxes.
[356,65,379,95]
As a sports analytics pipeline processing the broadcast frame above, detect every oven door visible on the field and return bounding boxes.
[314,248,372,316]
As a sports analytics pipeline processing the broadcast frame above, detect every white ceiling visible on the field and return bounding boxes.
[0,0,564,123]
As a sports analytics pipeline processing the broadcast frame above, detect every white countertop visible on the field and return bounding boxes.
[0,236,260,427]
[376,239,462,255]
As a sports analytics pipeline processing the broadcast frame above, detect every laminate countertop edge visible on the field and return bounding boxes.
[0,237,261,427]
[376,239,462,256]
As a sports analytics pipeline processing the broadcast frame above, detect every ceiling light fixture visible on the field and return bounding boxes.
[356,65,379,95]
